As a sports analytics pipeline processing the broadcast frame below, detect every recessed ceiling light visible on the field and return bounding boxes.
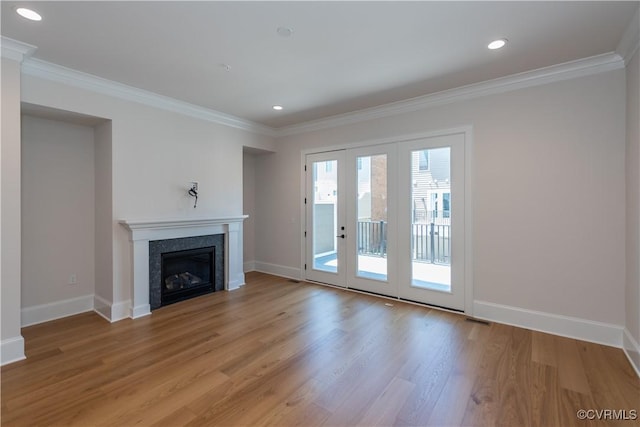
[488,39,507,50]
[276,27,293,38]
[272,105,284,111]
[16,7,42,21]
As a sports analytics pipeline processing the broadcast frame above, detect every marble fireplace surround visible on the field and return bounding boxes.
[120,216,247,318]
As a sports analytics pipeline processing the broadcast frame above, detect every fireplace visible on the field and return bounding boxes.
[161,246,215,306]
[120,216,247,319]
[149,234,225,310]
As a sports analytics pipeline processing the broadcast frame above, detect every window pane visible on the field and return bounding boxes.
[419,150,429,170]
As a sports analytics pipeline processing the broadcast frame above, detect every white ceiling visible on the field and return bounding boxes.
[1,1,638,129]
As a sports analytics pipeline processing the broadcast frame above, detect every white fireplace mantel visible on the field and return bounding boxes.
[120,216,248,319]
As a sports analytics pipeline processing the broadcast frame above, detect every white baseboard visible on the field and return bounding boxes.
[94,295,133,322]
[1,336,26,366]
[228,277,245,290]
[112,300,132,322]
[253,261,302,280]
[244,261,256,272]
[21,295,94,327]
[623,328,640,377]
[129,303,150,320]
[473,300,623,348]
[93,294,112,321]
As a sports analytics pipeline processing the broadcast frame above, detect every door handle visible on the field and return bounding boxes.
[336,234,345,239]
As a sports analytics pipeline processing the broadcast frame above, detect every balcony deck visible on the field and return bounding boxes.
[313,252,451,292]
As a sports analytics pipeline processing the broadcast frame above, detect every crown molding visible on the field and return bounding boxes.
[12,37,625,139]
[21,57,277,137]
[0,36,37,62]
[276,52,625,137]
[616,7,640,65]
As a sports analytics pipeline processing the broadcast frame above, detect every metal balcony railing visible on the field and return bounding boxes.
[356,220,387,257]
[357,215,450,265]
[411,222,450,265]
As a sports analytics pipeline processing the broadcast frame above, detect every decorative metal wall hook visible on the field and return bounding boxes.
[188,182,198,208]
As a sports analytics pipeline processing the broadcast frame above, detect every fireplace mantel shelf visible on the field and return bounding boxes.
[120,216,248,232]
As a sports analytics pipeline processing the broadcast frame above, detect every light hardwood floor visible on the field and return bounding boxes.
[2,272,638,426]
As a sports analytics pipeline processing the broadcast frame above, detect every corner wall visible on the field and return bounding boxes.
[625,47,640,373]
[1,57,25,364]
[94,120,113,320]
[243,152,257,272]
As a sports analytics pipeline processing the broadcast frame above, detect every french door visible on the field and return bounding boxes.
[346,144,397,296]
[305,151,347,286]
[305,132,467,312]
[397,134,465,310]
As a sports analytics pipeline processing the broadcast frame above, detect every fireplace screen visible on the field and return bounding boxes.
[161,246,215,306]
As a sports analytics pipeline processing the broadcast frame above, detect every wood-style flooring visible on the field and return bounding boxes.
[1,272,639,426]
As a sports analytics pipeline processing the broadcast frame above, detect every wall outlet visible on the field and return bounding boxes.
[69,273,77,285]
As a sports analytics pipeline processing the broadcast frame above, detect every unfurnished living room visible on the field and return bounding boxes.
[1,1,639,426]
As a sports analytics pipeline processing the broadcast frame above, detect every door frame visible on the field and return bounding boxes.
[300,126,474,314]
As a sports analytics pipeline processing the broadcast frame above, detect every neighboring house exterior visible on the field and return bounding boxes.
[313,149,452,226]
[312,160,338,254]
[411,147,451,225]
[357,148,451,225]
[357,155,387,222]
[353,149,451,263]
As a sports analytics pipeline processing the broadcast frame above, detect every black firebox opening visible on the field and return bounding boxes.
[160,246,215,307]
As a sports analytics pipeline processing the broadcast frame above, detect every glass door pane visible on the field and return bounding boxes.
[312,159,339,273]
[411,147,451,291]
[356,154,388,281]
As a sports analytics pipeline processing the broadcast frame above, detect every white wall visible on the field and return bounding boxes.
[18,73,275,317]
[243,152,257,270]
[21,115,96,312]
[257,69,627,329]
[1,57,25,364]
[625,47,640,369]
